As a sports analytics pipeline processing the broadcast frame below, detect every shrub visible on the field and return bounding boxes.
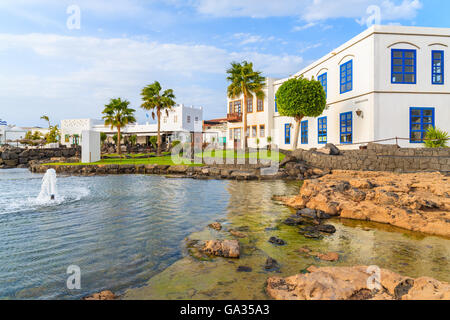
[171,140,181,148]
[149,136,157,149]
[424,127,449,148]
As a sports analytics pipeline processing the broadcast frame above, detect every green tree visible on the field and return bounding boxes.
[226,61,265,153]
[102,98,136,156]
[45,125,60,143]
[149,136,157,150]
[100,132,107,145]
[140,81,176,156]
[424,127,449,148]
[276,76,326,150]
[129,134,137,146]
[40,115,51,128]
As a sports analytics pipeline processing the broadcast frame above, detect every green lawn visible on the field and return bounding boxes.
[103,152,171,158]
[44,151,284,166]
[44,156,200,166]
[198,150,285,161]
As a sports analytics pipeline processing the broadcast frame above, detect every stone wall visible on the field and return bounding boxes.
[291,143,450,173]
[0,147,79,169]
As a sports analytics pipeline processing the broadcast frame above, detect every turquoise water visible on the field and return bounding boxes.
[0,169,449,300]
[0,169,236,299]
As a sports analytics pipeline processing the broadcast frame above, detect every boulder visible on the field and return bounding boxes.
[83,290,117,300]
[264,257,280,272]
[237,266,252,272]
[208,222,222,231]
[266,266,450,300]
[230,230,247,238]
[203,240,240,258]
[268,236,286,246]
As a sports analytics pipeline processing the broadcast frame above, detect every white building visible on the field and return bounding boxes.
[60,104,203,147]
[0,125,27,146]
[203,118,228,146]
[227,25,450,150]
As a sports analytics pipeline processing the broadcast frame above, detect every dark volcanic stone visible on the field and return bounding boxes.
[317,224,337,234]
[268,236,286,246]
[394,279,414,300]
[264,257,280,271]
[237,266,252,272]
[283,216,305,226]
[316,210,331,219]
[296,208,317,218]
[303,232,323,240]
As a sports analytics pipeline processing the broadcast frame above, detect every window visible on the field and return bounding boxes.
[301,120,308,144]
[275,95,278,113]
[340,60,353,93]
[257,99,264,112]
[247,98,253,113]
[195,117,199,122]
[340,112,353,144]
[246,126,250,137]
[233,100,241,113]
[318,117,327,144]
[252,125,257,137]
[229,102,233,114]
[260,125,265,137]
[187,116,191,123]
[174,115,178,123]
[318,73,327,98]
[233,128,241,141]
[392,49,416,84]
[284,123,291,144]
[432,50,444,85]
[410,107,435,143]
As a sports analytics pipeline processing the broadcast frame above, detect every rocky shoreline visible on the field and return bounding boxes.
[267,266,450,300]
[28,162,328,181]
[282,170,450,238]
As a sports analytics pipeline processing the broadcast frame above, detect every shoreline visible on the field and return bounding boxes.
[119,180,450,301]
[281,170,450,238]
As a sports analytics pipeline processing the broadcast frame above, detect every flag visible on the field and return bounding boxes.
[0,120,7,125]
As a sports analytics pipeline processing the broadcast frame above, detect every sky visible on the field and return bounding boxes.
[0,0,449,126]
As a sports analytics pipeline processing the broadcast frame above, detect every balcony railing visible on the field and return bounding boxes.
[227,112,242,122]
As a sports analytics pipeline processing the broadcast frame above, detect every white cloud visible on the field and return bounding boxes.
[192,0,423,23]
[0,33,304,125]
[292,22,316,32]
[232,33,276,45]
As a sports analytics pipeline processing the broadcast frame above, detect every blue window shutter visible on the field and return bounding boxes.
[410,107,435,143]
[432,50,444,85]
[391,49,416,84]
[339,112,353,144]
[285,123,291,144]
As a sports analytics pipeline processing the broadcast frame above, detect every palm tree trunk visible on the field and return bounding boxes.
[157,108,161,156]
[117,126,121,156]
[243,95,248,165]
[292,116,303,150]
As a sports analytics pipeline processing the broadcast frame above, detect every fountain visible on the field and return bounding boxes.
[38,169,58,201]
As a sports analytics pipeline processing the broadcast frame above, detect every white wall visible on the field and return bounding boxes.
[81,130,101,163]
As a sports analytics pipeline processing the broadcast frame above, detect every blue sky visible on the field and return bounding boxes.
[0,0,448,126]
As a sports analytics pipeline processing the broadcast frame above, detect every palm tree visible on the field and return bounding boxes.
[226,61,266,153]
[102,98,136,156]
[140,81,176,156]
[40,115,51,128]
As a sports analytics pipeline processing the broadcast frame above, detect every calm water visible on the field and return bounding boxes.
[0,169,449,300]
[0,169,234,299]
